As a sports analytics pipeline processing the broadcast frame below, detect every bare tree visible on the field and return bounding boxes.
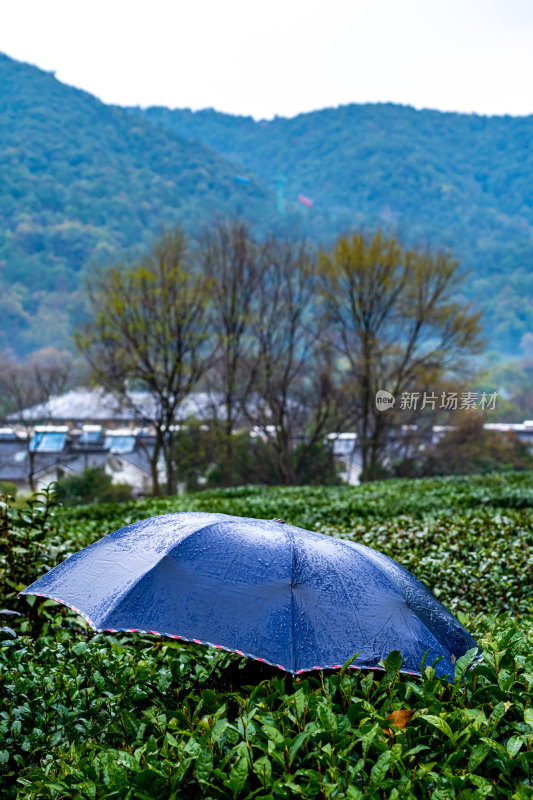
[29,348,76,403]
[0,348,75,490]
[198,220,259,478]
[75,229,213,495]
[243,235,343,485]
[318,231,483,480]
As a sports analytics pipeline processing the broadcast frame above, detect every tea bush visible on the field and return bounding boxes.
[1,471,532,798]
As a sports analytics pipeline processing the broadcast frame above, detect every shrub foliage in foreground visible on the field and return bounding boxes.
[2,620,533,799]
[55,468,133,506]
[1,471,533,798]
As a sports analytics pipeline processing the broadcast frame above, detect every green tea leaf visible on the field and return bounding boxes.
[507,735,523,759]
[121,709,141,739]
[346,787,363,799]
[419,714,454,741]
[262,723,284,745]
[93,671,105,690]
[254,755,272,787]
[228,756,248,796]
[195,747,213,784]
[469,742,490,771]
[211,719,229,744]
[289,730,312,763]
[384,650,402,675]
[454,647,480,683]
[490,701,508,728]
[371,750,391,784]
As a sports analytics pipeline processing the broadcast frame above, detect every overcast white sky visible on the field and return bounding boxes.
[1,0,533,119]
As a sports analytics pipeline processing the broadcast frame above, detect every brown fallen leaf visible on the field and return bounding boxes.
[384,709,416,734]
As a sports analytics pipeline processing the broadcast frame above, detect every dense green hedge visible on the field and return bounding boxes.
[1,471,533,797]
[57,472,533,530]
[3,618,533,799]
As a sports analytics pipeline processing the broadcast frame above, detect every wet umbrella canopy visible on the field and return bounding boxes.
[21,513,478,678]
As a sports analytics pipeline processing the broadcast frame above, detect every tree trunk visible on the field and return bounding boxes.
[150,435,162,496]
[28,448,36,493]
[368,434,380,481]
[164,431,176,496]
[359,383,371,482]
[221,394,235,486]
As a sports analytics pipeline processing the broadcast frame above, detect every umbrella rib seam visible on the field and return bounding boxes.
[98,558,164,629]
[289,527,297,674]
[97,521,252,628]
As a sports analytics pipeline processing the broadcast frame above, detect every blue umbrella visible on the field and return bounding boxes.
[20,512,478,678]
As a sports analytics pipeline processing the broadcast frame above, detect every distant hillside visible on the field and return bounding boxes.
[0,53,277,354]
[138,104,533,354]
[1,51,532,356]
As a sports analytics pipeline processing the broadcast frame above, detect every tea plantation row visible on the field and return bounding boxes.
[1,472,533,798]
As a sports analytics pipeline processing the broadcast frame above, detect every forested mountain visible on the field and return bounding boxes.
[1,51,532,356]
[0,53,276,354]
[138,105,533,355]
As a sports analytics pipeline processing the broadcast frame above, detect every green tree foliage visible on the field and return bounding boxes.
[475,342,533,422]
[73,224,487,486]
[172,421,340,490]
[0,53,276,355]
[243,234,344,485]
[419,413,533,477]
[197,221,345,486]
[198,220,260,477]
[55,467,133,506]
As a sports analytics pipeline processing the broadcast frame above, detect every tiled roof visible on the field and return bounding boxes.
[117,447,153,474]
[8,388,155,423]
[35,452,110,476]
[0,446,65,482]
[8,388,219,423]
